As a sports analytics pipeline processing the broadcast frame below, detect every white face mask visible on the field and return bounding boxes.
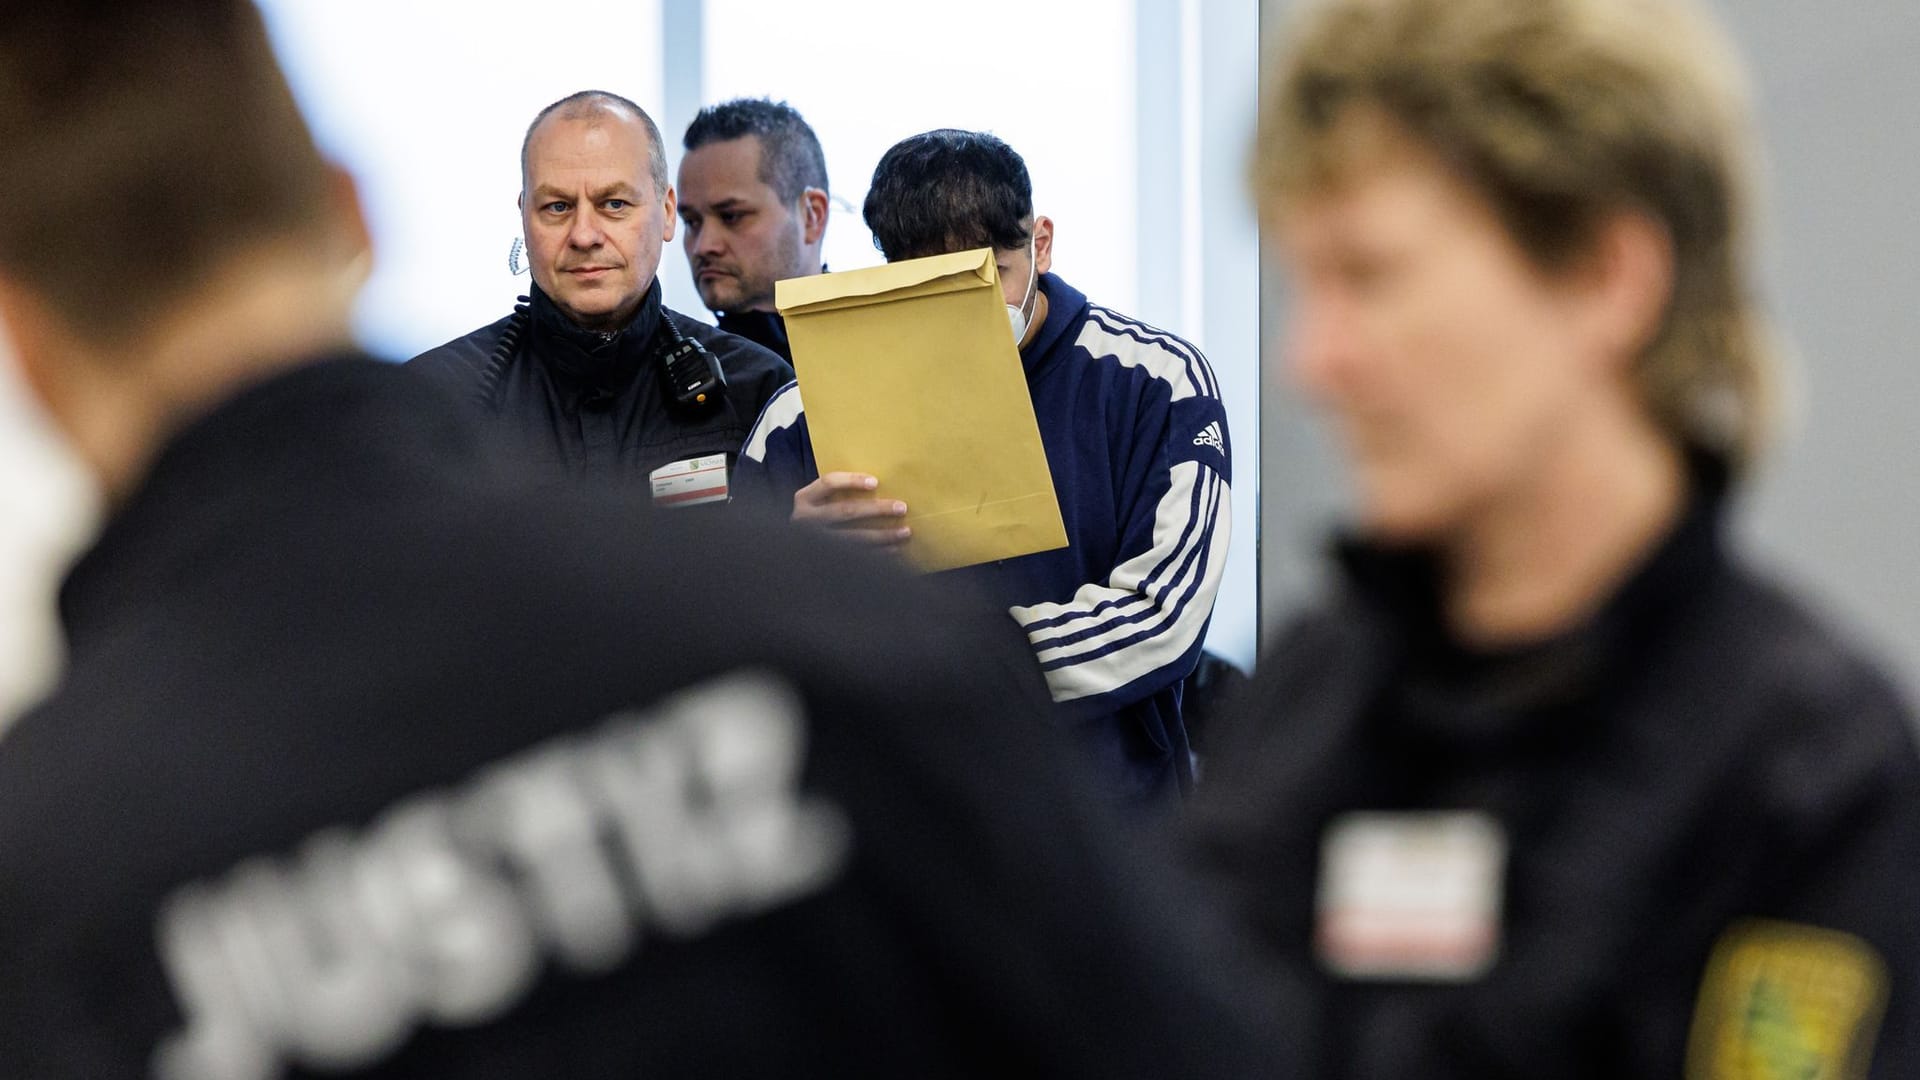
[1006,232,1039,344]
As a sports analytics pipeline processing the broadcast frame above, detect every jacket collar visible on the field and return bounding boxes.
[1021,273,1087,378]
[1335,452,1734,743]
[528,278,664,390]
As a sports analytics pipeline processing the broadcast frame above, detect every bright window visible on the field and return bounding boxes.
[258,0,664,356]
[680,0,1136,316]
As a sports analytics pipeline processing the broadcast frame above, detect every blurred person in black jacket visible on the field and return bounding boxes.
[409,90,791,505]
[0,3,1310,1077]
[1187,0,1920,1077]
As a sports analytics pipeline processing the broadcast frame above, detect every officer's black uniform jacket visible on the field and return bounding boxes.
[408,279,792,483]
[0,357,1308,1078]
[1187,472,1920,1079]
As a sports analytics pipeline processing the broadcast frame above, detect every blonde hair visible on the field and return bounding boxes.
[1255,0,1775,472]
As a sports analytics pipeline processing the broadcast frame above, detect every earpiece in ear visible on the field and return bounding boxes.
[507,237,529,276]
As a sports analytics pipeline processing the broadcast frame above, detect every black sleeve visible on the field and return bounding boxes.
[1674,642,1920,1080]
[1749,680,1920,1079]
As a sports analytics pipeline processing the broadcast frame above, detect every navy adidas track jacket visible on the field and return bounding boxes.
[733,274,1232,803]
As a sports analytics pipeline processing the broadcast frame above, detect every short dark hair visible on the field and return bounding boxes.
[863,130,1033,261]
[522,90,668,195]
[682,98,829,203]
[0,0,332,342]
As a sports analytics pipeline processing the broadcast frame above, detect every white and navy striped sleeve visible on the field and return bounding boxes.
[730,381,818,511]
[1009,310,1232,709]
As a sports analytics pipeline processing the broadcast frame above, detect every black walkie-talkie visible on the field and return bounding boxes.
[655,316,726,411]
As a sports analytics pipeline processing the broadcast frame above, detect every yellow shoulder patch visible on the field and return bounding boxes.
[1686,919,1890,1080]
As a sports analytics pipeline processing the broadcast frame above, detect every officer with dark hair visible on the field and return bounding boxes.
[678,98,831,362]
[736,130,1234,808]
[0,4,1312,1078]
[409,91,791,507]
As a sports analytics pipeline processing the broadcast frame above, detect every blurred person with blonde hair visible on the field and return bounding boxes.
[1186,0,1920,1075]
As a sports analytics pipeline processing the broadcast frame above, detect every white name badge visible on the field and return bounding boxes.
[1315,810,1507,982]
[648,454,730,508]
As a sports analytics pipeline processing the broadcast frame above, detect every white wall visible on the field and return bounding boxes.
[257,0,665,358]
[0,331,98,728]
[673,0,1138,317]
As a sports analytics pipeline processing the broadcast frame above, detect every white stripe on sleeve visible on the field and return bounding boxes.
[742,382,804,463]
[1010,462,1231,703]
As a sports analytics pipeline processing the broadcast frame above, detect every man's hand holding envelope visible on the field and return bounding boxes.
[790,470,911,546]
[773,249,1068,572]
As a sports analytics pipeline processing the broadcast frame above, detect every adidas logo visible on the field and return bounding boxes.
[1193,421,1224,453]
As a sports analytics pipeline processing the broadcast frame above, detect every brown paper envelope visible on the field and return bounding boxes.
[776,249,1068,572]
